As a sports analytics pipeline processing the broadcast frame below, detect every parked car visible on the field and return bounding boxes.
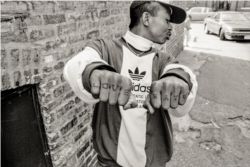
[242,12,250,21]
[187,7,215,21]
[203,12,250,40]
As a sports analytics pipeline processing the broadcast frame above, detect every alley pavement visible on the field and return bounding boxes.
[165,22,250,167]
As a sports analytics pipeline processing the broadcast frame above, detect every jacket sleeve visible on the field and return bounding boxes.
[161,64,198,117]
[63,46,116,104]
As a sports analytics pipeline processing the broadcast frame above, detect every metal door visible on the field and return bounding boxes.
[1,85,52,167]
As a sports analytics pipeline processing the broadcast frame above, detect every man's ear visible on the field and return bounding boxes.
[142,12,150,26]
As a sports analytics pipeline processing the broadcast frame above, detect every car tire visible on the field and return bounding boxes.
[204,25,210,34]
[220,29,226,41]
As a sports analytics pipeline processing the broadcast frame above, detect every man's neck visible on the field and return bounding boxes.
[124,30,153,51]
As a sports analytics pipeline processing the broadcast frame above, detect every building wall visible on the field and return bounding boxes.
[1,1,185,167]
[185,1,207,10]
[236,0,250,11]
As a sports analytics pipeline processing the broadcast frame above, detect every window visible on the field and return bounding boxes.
[191,7,202,12]
[214,13,221,20]
[221,13,248,21]
[207,8,213,12]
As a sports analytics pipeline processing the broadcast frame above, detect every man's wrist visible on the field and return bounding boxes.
[160,69,192,90]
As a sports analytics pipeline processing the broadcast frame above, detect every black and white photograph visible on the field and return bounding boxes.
[1,0,250,167]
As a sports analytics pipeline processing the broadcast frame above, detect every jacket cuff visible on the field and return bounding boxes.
[160,68,193,90]
[82,62,117,93]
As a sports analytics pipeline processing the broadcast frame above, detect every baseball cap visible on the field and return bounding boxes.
[130,0,187,24]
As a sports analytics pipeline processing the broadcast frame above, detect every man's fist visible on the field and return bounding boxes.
[90,69,138,109]
[143,76,190,114]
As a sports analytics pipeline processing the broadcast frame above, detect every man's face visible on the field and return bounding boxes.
[148,7,172,44]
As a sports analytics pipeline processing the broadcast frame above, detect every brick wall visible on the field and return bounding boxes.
[1,1,185,167]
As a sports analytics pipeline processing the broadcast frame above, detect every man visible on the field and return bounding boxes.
[184,15,192,47]
[64,1,198,167]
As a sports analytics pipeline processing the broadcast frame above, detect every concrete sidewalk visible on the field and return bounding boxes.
[165,48,250,167]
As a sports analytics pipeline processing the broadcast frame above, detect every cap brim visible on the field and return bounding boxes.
[157,1,186,24]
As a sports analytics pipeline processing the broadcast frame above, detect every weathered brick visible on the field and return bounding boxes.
[10,49,19,68]
[1,49,8,70]
[54,62,65,71]
[64,91,74,100]
[75,97,81,104]
[31,1,54,13]
[43,54,54,64]
[14,71,21,87]
[30,28,55,42]
[33,74,43,83]
[1,1,28,14]
[53,85,64,98]
[42,97,63,113]
[60,117,78,135]
[85,155,92,166]
[87,30,99,39]
[75,105,84,114]
[43,14,66,25]
[24,69,32,84]
[58,23,76,35]
[1,73,11,90]
[106,17,115,26]
[33,49,41,65]
[1,20,14,33]
[22,49,31,67]
[43,66,53,73]
[77,141,89,158]
[24,15,43,26]
[57,100,74,119]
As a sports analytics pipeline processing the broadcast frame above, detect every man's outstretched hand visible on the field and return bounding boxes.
[90,70,190,113]
[143,76,190,114]
[90,69,138,109]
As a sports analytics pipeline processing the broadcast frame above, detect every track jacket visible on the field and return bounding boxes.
[63,31,198,167]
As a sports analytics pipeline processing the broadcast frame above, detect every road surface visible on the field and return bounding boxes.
[165,22,250,167]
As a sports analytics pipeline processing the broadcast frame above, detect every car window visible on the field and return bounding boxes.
[222,13,249,21]
[191,8,202,12]
[243,13,250,20]
[201,8,206,13]
[207,8,213,12]
[211,13,217,18]
[214,13,221,20]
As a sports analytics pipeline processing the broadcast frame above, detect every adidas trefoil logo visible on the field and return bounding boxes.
[128,67,146,81]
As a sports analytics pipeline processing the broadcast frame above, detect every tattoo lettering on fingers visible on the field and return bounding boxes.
[163,95,169,101]
[174,95,178,101]
[112,85,119,91]
[152,94,157,99]
[102,83,109,89]
[124,89,131,96]
[93,83,99,88]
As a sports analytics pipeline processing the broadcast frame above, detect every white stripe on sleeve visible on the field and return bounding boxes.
[63,47,108,104]
[160,64,198,117]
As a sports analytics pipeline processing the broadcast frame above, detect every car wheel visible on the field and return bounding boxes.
[220,29,226,41]
[204,25,210,34]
